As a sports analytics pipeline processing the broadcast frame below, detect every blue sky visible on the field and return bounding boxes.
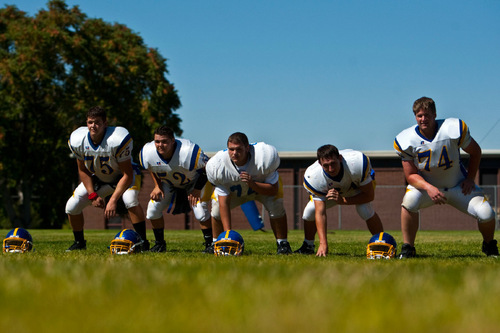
[17,0,500,152]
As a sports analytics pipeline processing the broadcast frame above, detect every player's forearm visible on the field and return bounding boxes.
[109,173,133,203]
[150,172,163,191]
[219,195,232,230]
[406,174,435,192]
[466,152,481,182]
[78,170,95,195]
[342,191,374,205]
[315,211,328,245]
[248,181,278,196]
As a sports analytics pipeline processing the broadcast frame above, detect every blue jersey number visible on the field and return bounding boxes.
[85,156,113,174]
[230,184,255,197]
[417,147,453,172]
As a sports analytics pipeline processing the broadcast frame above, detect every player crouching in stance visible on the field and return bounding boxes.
[299,145,384,257]
[206,132,292,254]
[394,97,498,258]
[139,126,213,253]
[65,106,148,251]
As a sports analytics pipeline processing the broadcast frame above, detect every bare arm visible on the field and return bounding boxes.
[314,200,328,257]
[327,182,375,205]
[105,159,134,219]
[218,194,232,231]
[402,160,446,204]
[149,171,164,202]
[461,138,481,195]
[76,159,105,208]
[239,171,279,196]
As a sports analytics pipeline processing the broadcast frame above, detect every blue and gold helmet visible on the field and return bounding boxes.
[214,230,244,256]
[110,229,144,255]
[367,232,397,259]
[3,228,34,253]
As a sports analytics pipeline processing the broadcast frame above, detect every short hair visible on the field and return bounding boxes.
[413,97,436,115]
[227,132,249,146]
[86,106,107,122]
[317,144,340,161]
[154,125,175,139]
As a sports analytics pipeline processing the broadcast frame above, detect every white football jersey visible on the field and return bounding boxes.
[139,138,208,189]
[394,118,471,189]
[68,126,132,183]
[303,149,374,200]
[206,142,280,197]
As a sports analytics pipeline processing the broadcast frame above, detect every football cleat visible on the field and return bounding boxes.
[294,241,315,255]
[398,243,416,259]
[110,229,144,255]
[3,228,34,253]
[214,230,244,256]
[277,240,293,255]
[367,232,397,259]
[202,241,214,254]
[482,239,499,257]
[66,240,87,252]
[150,240,166,253]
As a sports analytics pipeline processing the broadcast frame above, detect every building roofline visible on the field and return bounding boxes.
[206,150,500,159]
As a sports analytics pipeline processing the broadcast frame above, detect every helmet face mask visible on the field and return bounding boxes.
[3,228,34,253]
[367,232,397,260]
[110,229,143,255]
[214,230,244,256]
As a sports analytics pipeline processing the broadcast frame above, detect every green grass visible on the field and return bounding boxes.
[1,229,499,332]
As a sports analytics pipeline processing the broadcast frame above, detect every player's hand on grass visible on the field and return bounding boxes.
[316,243,328,257]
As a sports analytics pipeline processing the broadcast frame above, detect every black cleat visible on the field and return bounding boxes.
[398,243,416,259]
[202,242,214,254]
[141,240,150,252]
[482,239,499,257]
[66,240,86,252]
[150,240,166,253]
[277,241,293,255]
[294,241,315,255]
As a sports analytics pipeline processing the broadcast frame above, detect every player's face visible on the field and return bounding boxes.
[415,108,437,138]
[319,156,342,177]
[87,117,107,143]
[227,141,250,166]
[154,134,175,159]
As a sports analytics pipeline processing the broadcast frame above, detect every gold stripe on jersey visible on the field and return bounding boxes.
[457,120,468,147]
[116,136,132,158]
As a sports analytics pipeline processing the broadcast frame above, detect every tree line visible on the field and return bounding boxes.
[0,0,182,228]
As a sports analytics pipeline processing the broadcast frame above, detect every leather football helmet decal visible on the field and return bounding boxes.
[110,229,144,255]
[367,232,397,259]
[214,230,244,256]
[3,228,34,253]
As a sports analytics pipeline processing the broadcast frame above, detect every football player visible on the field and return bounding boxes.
[206,132,292,254]
[299,145,384,257]
[139,126,212,252]
[65,106,148,251]
[394,96,498,258]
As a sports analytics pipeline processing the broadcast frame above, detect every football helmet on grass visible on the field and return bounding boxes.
[367,232,397,259]
[110,229,144,255]
[214,230,244,256]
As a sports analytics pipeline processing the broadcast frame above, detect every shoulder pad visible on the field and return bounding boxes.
[251,142,280,172]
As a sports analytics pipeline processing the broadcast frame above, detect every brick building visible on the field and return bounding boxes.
[83,150,500,231]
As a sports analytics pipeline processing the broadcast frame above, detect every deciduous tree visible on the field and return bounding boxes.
[0,0,181,228]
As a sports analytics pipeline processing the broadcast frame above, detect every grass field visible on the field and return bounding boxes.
[1,229,499,332]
